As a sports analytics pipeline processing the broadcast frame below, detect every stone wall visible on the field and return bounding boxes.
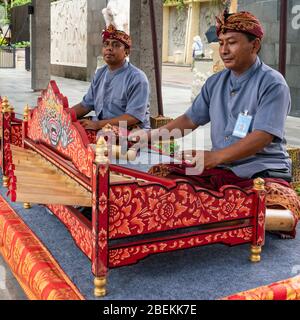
[199,1,224,53]
[51,0,106,81]
[168,6,188,59]
[51,0,87,68]
[238,0,300,117]
[11,4,30,43]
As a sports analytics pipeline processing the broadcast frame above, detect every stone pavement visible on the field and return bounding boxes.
[0,64,300,300]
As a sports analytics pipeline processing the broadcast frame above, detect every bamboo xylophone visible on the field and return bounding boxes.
[7,144,135,207]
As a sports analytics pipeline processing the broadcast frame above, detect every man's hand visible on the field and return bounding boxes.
[128,128,152,150]
[202,150,224,169]
[79,119,101,130]
[178,150,223,174]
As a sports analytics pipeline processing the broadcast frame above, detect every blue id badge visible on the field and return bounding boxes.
[232,111,253,138]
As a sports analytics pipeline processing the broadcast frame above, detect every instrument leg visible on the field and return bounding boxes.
[3,175,9,188]
[94,276,107,297]
[23,202,31,209]
[250,245,262,263]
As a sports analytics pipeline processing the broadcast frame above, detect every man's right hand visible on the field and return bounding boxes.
[128,128,152,150]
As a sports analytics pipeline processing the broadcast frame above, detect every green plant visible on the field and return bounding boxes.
[296,187,300,196]
[0,0,31,25]
[163,0,185,11]
[10,0,31,8]
[12,40,30,48]
[0,35,7,46]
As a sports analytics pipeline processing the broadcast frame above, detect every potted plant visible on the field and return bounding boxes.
[12,41,30,69]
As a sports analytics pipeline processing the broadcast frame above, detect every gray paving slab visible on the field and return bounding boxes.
[0,255,27,300]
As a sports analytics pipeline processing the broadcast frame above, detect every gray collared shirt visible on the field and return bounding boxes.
[81,61,151,129]
[185,57,292,178]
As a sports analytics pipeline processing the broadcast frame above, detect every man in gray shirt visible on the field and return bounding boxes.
[72,24,151,130]
[132,10,292,186]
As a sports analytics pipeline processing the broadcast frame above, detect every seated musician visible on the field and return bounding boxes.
[72,24,151,131]
[130,10,300,237]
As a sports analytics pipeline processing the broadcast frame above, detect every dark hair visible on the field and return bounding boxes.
[245,32,261,54]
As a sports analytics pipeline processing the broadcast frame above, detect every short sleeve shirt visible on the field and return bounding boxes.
[81,61,151,129]
[185,57,292,178]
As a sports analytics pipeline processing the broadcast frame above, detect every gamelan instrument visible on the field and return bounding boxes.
[1,82,268,297]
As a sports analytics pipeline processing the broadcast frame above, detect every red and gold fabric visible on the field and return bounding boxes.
[216,10,264,39]
[223,276,300,300]
[0,195,84,300]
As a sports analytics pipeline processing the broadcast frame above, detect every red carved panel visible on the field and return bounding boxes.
[26,81,94,178]
[109,227,253,267]
[92,163,109,277]
[256,192,266,246]
[109,182,256,239]
[86,130,97,144]
[11,124,22,147]
[47,204,93,259]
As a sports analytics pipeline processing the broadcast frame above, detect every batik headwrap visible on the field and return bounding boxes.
[101,24,132,48]
[216,11,264,39]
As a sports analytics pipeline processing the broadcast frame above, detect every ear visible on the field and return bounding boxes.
[253,38,261,54]
[125,48,130,56]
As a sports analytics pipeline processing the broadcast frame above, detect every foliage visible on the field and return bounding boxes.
[163,0,185,11]
[296,187,300,196]
[0,0,31,25]
[12,40,29,47]
[10,0,31,8]
[0,34,7,45]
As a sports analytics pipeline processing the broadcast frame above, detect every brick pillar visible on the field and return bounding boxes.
[130,0,163,117]
[30,0,51,91]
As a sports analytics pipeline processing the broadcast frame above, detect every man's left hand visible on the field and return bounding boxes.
[203,150,223,169]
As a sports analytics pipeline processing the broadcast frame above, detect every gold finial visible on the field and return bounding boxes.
[8,102,14,113]
[94,277,107,297]
[250,245,262,263]
[1,97,9,113]
[23,104,30,122]
[95,136,109,164]
[253,178,265,191]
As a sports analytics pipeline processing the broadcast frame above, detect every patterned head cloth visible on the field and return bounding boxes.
[216,10,264,40]
[101,24,132,48]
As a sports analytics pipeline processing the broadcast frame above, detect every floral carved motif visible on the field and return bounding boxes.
[11,124,23,147]
[109,227,253,267]
[109,183,255,239]
[47,204,92,259]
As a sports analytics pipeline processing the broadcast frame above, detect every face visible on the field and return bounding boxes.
[102,39,129,70]
[218,32,261,75]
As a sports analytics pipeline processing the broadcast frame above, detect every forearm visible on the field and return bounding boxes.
[96,114,140,130]
[72,103,91,119]
[217,130,274,164]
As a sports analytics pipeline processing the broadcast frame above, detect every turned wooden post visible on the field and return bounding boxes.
[250,178,266,263]
[1,97,11,188]
[92,136,109,297]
